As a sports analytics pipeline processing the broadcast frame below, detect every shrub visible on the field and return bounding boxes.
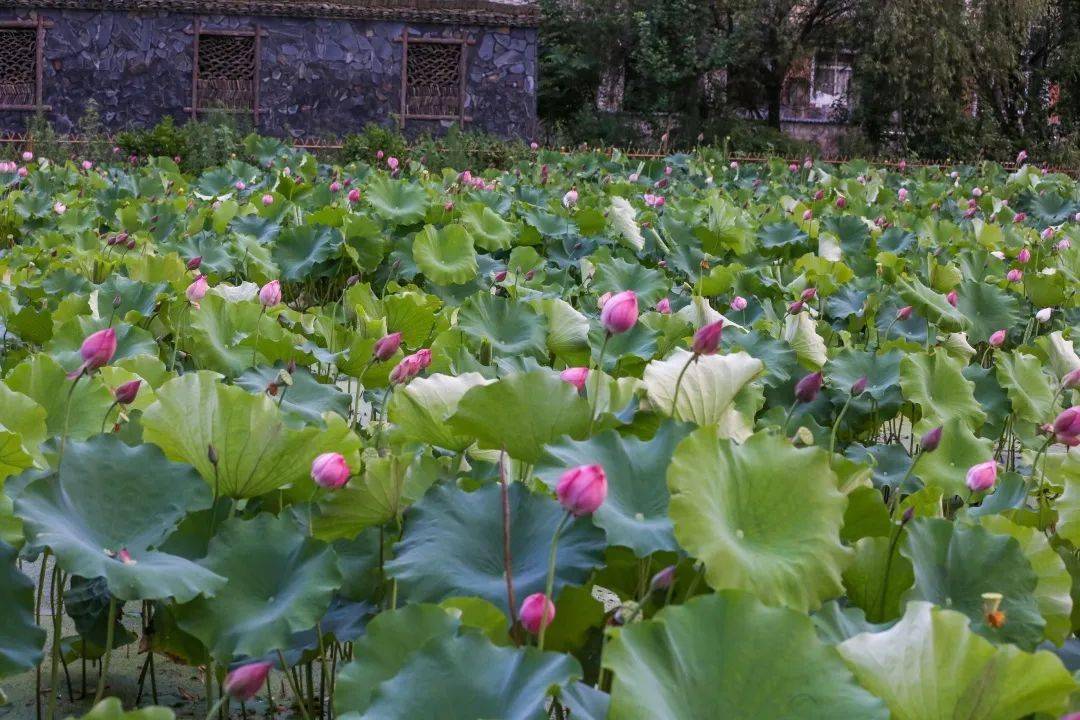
[341,124,409,165]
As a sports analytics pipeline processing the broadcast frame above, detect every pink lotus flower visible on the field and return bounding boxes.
[376,150,385,160]
[224,662,273,702]
[965,460,997,492]
[186,256,202,271]
[788,163,799,173]
[562,188,579,209]
[560,367,589,392]
[387,156,400,171]
[730,296,748,311]
[1006,269,1023,283]
[692,320,724,356]
[1017,248,1031,263]
[898,159,907,172]
[600,290,638,335]
[520,593,555,634]
[1013,212,1027,223]
[186,275,209,304]
[656,298,671,314]
[113,380,141,405]
[898,188,908,202]
[1016,149,1028,164]
[311,452,351,489]
[597,291,612,308]
[946,290,959,307]
[1036,307,1053,323]
[389,349,432,384]
[348,188,361,203]
[1063,367,1080,389]
[649,565,676,592]
[235,181,246,191]
[53,202,66,215]
[1042,227,1055,240]
[494,270,508,283]
[989,329,1007,347]
[258,280,281,308]
[729,161,739,170]
[802,209,813,222]
[69,328,117,379]
[1057,238,1071,252]
[372,331,403,361]
[1053,407,1080,446]
[801,287,818,301]
[530,141,539,150]
[17,166,27,177]
[836,195,846,208]
[82,160,93,171]
[972,187,983,197]
[22,150,32,162]
[920,426,943,452]
[330,181,342,192]
[795,372,823,403]
[556,464,607,516]
[262,194,274,206]
[788,300,804,315]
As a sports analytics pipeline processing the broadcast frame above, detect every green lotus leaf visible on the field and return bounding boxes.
[383,290,442,347]
[995,351,1055,426]
[723,330,800,388]
[365,175,429,226]
[842,534,914,623]
[0,539,45,677]
[812,601,894,644]
[897,276,970,332]
[386,482,605,614]
[837,601,1076,720]
[413,224,478,285]
[667,428,851,612]
[174,512,341,662]
[900,517,1044,649]
[913,417,994,498]
[271,225,345,281]
[387,372,490,451]
[0,382,46,477]
[591,255,668,308]
[94,275,167,320]
[900,349,985,434]
[604,590,888,719]
[448,371,591,463]
[536,298,590,363]
[458,293,548,359]
[840,485,892,543]
[185,293,289,376]
[1050,451,1080,545]
[236,364,351,428]
[439,596,511,645]
[460,203,515,251]
[64,698,175,720]
[758,220,809,250]
[980,515,1072,645]
[782,311,828,368]
[142,371,361,498]
[4,354,115,441]
[955,280,1021,343]
[878,226,916,254]
[14,436,224,602]
[825,348,904,416]
[642,349,763,426]
[536,422,691,556]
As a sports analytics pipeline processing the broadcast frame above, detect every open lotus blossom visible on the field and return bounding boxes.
[223,662,273,702]
[113,380,141,405]
[387,156,400,171]
[69,328,117,379]
[1036,307,1053,323]
[1054,407,1080,446]
[1016,149,1028,164]
[1017,247,1031,263]
[258,280,282,308]
[372,331,403,361]
[644,193,665,208]
[691,320,724,356]
[186,275,209,304]
[560,366,589,392]
[966,460,998,492]
[946,290,959,307]
[989,329,1007,347]
[311,452,351,489]
[656,297,671,314]
[920,426,943,452]
[556,464,607,516]
[520,593,555,634]
[1006,269,1023,283]
[600,290,638,334]
[53,202,66,215]
[730,295,748,311]
[562,188,579,208]
[794,371,824,403]
[389,348,432,384]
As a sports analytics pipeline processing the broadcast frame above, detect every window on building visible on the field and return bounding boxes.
[812,51,853,98]
[191,25,260,118]
[0,20,45,110]
[400,35,468,126]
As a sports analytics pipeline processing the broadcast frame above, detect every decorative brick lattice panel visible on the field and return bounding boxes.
[0,29,35,107]
[406,42,461,118]
[197,34,255,110]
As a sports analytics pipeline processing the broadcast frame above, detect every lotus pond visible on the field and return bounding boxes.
[1,140,1080,720]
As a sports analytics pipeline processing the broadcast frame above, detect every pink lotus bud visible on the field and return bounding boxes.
[330,181,342,192]
[376,150,385,160]
[560,367,589,392]
[803,158,813,170]
[520,593,555,635]
[372,331,403,361]
[556,464,607,516]
[387,156,400,171]
[597,291,612,308]
[794,371,823,403]
[664,166,673,176]
[628,172,639,182]
[53,202,66,215]
[896,306,913,321]
[234,181,246,192]
[1013,212,1027,223]
[1017,248,1031,263]
[898,159,907,172]
[789,163,799,173]
[920,426,943,452]
[530,142,539,150]
[82,160,93,171]
[813,189,824,201]
[1042,227,1055,240]
[22,151,32,162]
[1063,367,1080,389]
[17,166,27,177]
[599,290,638,335]
[117,548,136,565]
[656,298,671,314]
[69,328,117,379]
[972,187,983,197]
[989,329,1007,347]
[1006,269,1023,283]
[1016,149,1028,164]
[649,565,676,592]
[788,300,804,315]
[311,452,351,489]
[186,275,208,304]
[261,193,275,207]
[801,287,818,301]
[965,460,997,492]
[186,256,202,271]
[692,320,724,356]
[729,161,739,170]
[898,188,908,202]
[258,280,282,308]
[113,380,141,405]
[851,375,868,396]
[224,661,273,702]
[802,209,813,222]
[348,188,361,203]
[1053,407,1080,446]
[730,296,748,311]
[946,290,958,307]
[562,188,579,209]
[389,349,431,384]
[1075,212,1080,223]
[1056,238,1071,252]
[835,195,846,208]
[1036,307,1053,323]
[444,200,455,212]
[494,270,508,282]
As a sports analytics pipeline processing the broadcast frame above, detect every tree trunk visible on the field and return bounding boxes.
[766,70,784,129]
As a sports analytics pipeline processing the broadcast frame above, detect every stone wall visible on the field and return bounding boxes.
[0,8,537,138]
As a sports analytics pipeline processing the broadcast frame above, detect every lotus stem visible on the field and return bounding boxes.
[57,374,80,471]
[670,354,695,418]
[92,597,117,705]
[829,395,854,464]
[587,335,610,435]
[46,565,65,720]
[538,511,571,652]
[499,450,520,640]
[277,650,312,720]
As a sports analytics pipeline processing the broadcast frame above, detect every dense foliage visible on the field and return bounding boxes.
[1,138,1080,719]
